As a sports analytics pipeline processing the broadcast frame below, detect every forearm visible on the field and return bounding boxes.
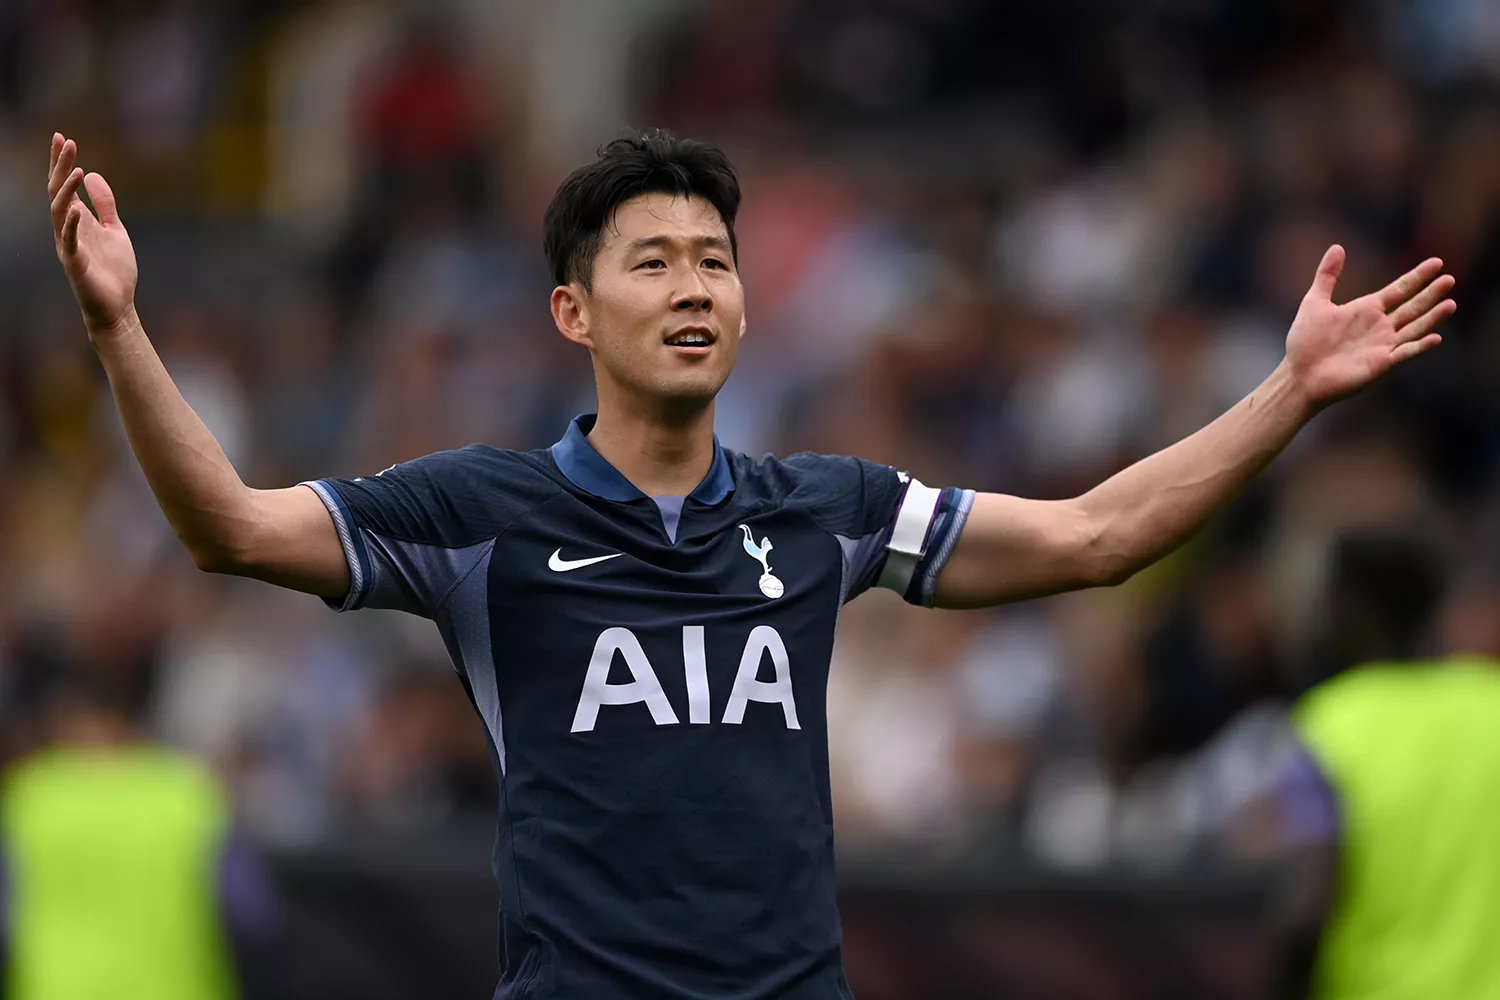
[1077,360,1313,582]
[936,247,1450,609]
[89,306,257,567]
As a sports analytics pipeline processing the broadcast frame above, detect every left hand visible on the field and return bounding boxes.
[1285,245,1455,410]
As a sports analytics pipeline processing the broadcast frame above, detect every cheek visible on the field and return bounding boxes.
[619,298,663,343]
[593,302,655,353]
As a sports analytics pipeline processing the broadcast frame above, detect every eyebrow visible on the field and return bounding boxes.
[625,234,733,255]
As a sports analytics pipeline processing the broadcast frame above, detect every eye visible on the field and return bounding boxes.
[637,259,667,270]
[702,258,728,270]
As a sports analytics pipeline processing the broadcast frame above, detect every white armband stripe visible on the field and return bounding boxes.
[877,479,941,594]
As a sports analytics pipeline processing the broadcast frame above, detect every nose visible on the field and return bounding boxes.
[671,269,713,313]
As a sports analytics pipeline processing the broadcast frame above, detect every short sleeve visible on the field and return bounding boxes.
[302,447,513,616]
[1271,745,1341,849]
[780,453,975,606]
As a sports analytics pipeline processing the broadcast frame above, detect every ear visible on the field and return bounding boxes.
[551,284,593,348]
[738,309,747,340]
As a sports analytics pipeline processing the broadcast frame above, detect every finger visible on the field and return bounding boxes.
[62,203,82,256]
[48,133,61,181]
[1389,273,1456,332]
[50,167,84,230]
[48,137,76,199]
[1396,297,1456,343]
[1390,333,1442,366]
[1306,244,1346,301]
[83,172,120,226]
[1374,257,1443,312]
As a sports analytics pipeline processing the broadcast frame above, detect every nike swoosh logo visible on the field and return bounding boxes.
[548,549,623,573]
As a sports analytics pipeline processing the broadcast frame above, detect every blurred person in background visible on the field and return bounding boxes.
[0,668,279,1000]
[1265,531,1500,1000]
[43,113,1454,1000]
[330,7,491,308]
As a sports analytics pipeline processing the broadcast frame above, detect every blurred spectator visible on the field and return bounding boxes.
[337,664,497,831]
[331,8,491,306]
[111,0,212,157]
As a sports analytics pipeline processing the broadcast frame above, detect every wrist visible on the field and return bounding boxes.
[85,303,141,347]
[1269,358,1321,425]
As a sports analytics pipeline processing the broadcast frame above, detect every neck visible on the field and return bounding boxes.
[587,391,717,497]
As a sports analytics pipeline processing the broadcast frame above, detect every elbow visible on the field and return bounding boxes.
[183,493,266,576]
[187,543,237,575]
[1093,557,1142,589]
[186,535,254,576]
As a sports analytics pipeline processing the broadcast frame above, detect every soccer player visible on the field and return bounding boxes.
[46,129,1454,999]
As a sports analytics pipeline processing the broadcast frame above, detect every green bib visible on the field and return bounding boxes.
[0,746,239,1000]
[1295,658,1500,1000]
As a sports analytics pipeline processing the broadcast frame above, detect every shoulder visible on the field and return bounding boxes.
[1296,663,1414,717]
[1294,663,1428,762]
[315,444,565,547]
[727,449,906,536]
[369,444,556,502]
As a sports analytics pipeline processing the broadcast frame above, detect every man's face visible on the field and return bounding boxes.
[554,193,745,410]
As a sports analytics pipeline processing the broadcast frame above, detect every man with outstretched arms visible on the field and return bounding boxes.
[47,130,1455,999]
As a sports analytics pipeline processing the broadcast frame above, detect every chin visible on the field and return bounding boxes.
[649,371,730,405]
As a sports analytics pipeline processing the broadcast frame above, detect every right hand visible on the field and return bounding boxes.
[48,133,138,336]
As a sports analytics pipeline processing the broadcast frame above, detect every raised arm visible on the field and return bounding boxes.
[932,246,1455,609]
[48,133,348,598]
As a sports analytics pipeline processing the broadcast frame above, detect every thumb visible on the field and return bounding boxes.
[1306,244,1345,301]
[83,172,120,225]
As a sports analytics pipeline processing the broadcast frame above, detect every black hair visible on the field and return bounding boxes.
[542,129,741,290]
[1302,531,1449,685]
[45,667,147,720]
[1330,532,1447,645]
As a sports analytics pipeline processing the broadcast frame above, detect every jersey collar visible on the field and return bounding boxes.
[550,414,735,504]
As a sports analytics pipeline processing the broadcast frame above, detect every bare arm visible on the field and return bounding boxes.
[48,133,348,598]
[89,308,347,595]
[932,363,1307,607]
[934,246,1455,609]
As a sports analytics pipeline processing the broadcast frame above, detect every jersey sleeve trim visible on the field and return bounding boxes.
[876,480,941,594]
[909,488,976,606]
[302,479,370,611]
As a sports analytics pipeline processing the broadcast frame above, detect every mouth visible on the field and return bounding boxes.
[663,326,717,355]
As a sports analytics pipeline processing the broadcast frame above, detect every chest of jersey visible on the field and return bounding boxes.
[485,495,844,745]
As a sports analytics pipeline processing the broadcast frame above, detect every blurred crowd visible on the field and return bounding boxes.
[1,0,1499,871]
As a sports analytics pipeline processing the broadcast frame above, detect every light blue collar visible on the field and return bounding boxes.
[550,414,734,504]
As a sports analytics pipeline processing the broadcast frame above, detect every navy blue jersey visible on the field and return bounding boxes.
[305,416,974,1000]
